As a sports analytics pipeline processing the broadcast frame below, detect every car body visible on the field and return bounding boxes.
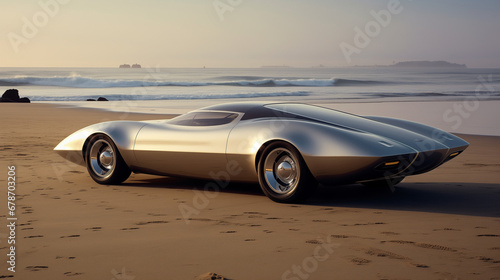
[54,102,469,202]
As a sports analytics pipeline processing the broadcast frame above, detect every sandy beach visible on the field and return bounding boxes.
[1,103,499,280]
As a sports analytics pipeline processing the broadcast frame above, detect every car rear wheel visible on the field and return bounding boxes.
[361,176,405,192]
[258,142,317,203]
[85,134,131,184]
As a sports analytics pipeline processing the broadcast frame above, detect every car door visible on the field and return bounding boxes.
[133,111,241,179]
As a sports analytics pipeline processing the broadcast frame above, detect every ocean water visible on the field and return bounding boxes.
[1,67,499,105]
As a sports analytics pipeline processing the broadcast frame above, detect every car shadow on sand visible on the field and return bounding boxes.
[122,176,500,218]
[309,182,500,218]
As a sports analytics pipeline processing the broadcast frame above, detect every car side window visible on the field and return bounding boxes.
[168,112,239,126]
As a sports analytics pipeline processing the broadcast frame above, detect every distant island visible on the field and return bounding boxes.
[260,65,292,68]
[119,63,141,68]
[352,60,467,68]
[390,60,467,68]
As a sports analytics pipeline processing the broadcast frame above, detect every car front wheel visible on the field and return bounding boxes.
[85,134,131,184]
[258,142,317,203]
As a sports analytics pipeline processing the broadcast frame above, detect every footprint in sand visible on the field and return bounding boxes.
[383,240,457,252]
[380,231,400,235]
[60,235,80,238]
[147,213,167,217]
[121,227,140,231]
[410,262,430,268]
[63,272,83,276]
[312,219,330,223]
[342,222,386,226]
[56,256,76,260]
[135,220,168,225]
[477,256,500,263]
[364,248,408,260]
[432,227,460,231]
[85,227,102,231]
[331,234,352,239]
[196,272,228,280]
[244,211,268,215]
[25,266,49,271]
[185,218,213,222]
[305,240,323,244]
[24,235,44,239]
[351,257,371,265]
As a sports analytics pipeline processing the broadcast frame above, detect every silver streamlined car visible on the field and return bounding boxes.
[54,102,469,203]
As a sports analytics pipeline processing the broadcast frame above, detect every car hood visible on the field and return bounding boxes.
[268,103,468,152]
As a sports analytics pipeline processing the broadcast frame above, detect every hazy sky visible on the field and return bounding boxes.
[2,0,499,68]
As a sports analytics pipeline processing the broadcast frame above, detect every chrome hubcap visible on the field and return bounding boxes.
[264,148,299,194]
[89,139,115,178]
[276,157,296,185]
[99,149,114,169]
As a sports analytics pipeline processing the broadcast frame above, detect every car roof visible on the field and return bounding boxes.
[199,101,277,113]
[199,101,301,121]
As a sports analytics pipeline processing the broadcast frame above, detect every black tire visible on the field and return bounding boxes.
[257,142,317,203]
[361,176,405,192]
[85,134,131,184]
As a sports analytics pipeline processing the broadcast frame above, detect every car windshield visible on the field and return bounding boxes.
[266,103,359,125]
[167,111,239,126]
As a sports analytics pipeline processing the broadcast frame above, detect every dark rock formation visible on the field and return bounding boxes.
[87,97,108,101]
[2,89,19,100]
[0,89,30,103]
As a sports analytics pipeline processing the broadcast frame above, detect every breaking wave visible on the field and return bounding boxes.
[28,91,311,101]
[0,75,386,88]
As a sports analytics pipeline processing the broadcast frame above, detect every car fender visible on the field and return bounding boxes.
[226,118,415,182]
[54,121,147,167]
